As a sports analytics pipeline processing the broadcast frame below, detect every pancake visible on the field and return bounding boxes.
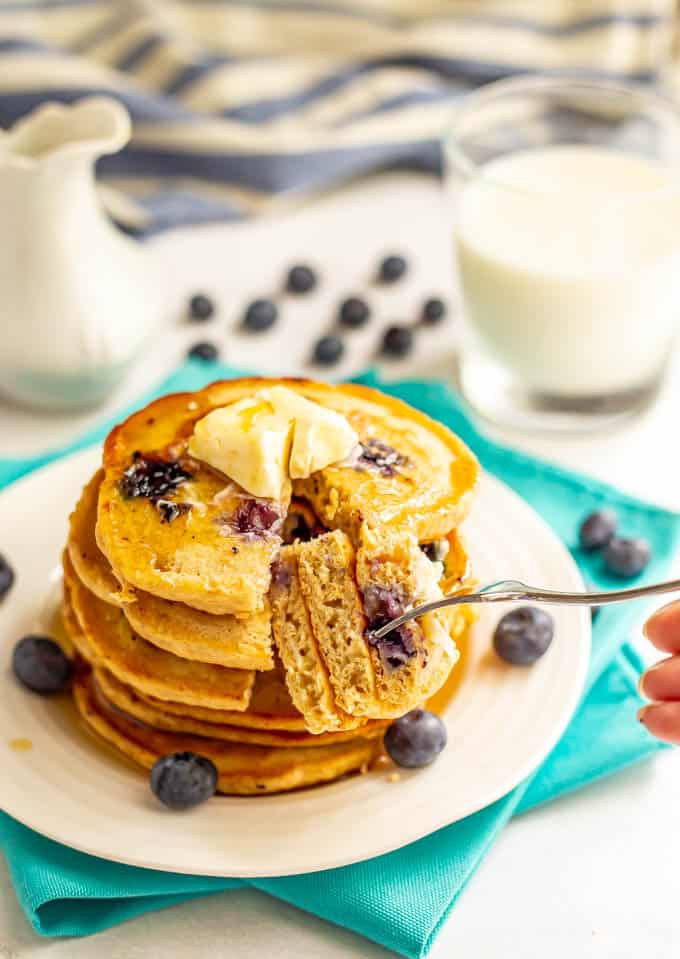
[123,590,274,671]
[137,667,311,732]
[270,549,361,734]
[74,673,380,795]
[354,524,459,717]
[293,530,376,718]
[275,529,460,725]
[68,469,123,606]
[95,667,386,747]
[64,553,255,711]
[61,587,89,662]
[96,378,477,616]
[68,472,274,670]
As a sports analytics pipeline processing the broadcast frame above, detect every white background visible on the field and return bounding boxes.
[1,174,678,958]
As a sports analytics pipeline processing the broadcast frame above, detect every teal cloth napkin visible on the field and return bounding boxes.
[1,362,678,958]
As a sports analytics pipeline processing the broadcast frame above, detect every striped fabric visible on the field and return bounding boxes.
[0,0,677,231]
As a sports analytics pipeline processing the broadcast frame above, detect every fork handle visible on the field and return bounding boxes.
[370,578,680,640]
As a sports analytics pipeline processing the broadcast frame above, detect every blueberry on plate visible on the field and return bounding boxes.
[381,324,413,358]
[384,709,447,768]
[603,536,651,578]
[339,297,370,329]
[378,255,407,284]
[422,298,447,325]
[493,607,554,666]
[286,264,317,294]
[12,635,72,694]
[188,293,215,322]
[150,751,218,810]
[187,341,219,362]
[243,298,278,332]
[312,334,344,366]
[579,509,617,551]
[0,554,15,601]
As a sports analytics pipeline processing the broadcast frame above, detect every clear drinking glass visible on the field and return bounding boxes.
[446,76,680,432]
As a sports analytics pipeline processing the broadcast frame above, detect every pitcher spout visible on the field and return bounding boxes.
[0,96,131,168]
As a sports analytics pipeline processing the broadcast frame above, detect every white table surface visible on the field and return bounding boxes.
[1,174,678,959]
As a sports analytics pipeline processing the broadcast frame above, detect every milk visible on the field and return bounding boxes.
[456,146,680,397]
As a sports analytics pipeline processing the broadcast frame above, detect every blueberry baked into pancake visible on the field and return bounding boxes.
[48,378,478,800]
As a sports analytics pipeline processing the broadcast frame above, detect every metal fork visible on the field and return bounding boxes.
[370,578,680,640]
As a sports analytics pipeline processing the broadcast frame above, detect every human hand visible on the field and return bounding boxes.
[638,601,680,744]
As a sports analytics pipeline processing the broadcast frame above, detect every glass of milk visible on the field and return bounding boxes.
[446,76,680,431]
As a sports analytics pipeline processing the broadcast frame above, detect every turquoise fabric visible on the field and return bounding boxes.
[1,361,677,958]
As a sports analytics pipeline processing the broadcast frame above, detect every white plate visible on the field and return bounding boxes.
[0,447,590,877]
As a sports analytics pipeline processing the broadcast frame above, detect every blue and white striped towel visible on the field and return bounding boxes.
[0,0,677,231]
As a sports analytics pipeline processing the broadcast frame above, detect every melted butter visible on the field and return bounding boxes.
[238,399,275,431]
[426,623,471,716]
[9,738,33,752]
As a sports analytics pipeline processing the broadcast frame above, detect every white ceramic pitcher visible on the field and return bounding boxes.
[0,97,162,411]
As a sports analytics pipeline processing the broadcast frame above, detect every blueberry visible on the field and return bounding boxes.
[493,607,554,666]
[378,255,407,284]
[188,293,214,322]
[384,709,447,768]
[603,537,651,578]
[243,298,278,333]
[312,335,344,366]
[150,751,218,810]
[120,456,191,502]
[579,509,617,551]
[422,298,447,325]
[421,540,449,563]
[12,635,72,694]
[286,264,317,294]
[381,325,413,358]
[187,341,219,362]
[339,297,370,329]
[0,554,15,601]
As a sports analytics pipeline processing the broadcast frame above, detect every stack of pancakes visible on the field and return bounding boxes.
[62,379,477,795]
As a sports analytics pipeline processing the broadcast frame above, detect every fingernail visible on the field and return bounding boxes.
[638,660,664,698]
[638,705,650,724]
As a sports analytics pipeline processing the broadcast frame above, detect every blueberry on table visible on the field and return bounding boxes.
[384,709,447,768]
[603,537,651,578]
[187,341,219,362]
[150,752,218,810]
[188,293,215,321]
[339,297,370,329]
[378,255,407,284]
[243,298,278,332]
[286,264,317,294]
[0,554,14,601]
[493,607,554,666]
[12,635,72,694]
[381,324,413,358]
[312,334,344,366]
[422,297,447,325]
[579,509,617,551]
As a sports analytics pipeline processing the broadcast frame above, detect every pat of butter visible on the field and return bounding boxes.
[188,387,358,499]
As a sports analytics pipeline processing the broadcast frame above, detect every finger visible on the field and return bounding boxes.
[638,702,680,745]
[644,601,680,654]
[639,656,680,702]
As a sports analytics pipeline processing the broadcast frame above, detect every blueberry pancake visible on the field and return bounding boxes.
[69,470,274,670]
[63,553,255,711]
[272,529,463,729]
[74,672,380,796]
[94,667,387,748]
[55,376,478,797]
[96,379,477,615]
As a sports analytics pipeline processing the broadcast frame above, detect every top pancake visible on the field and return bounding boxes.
[96,378,478,616]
